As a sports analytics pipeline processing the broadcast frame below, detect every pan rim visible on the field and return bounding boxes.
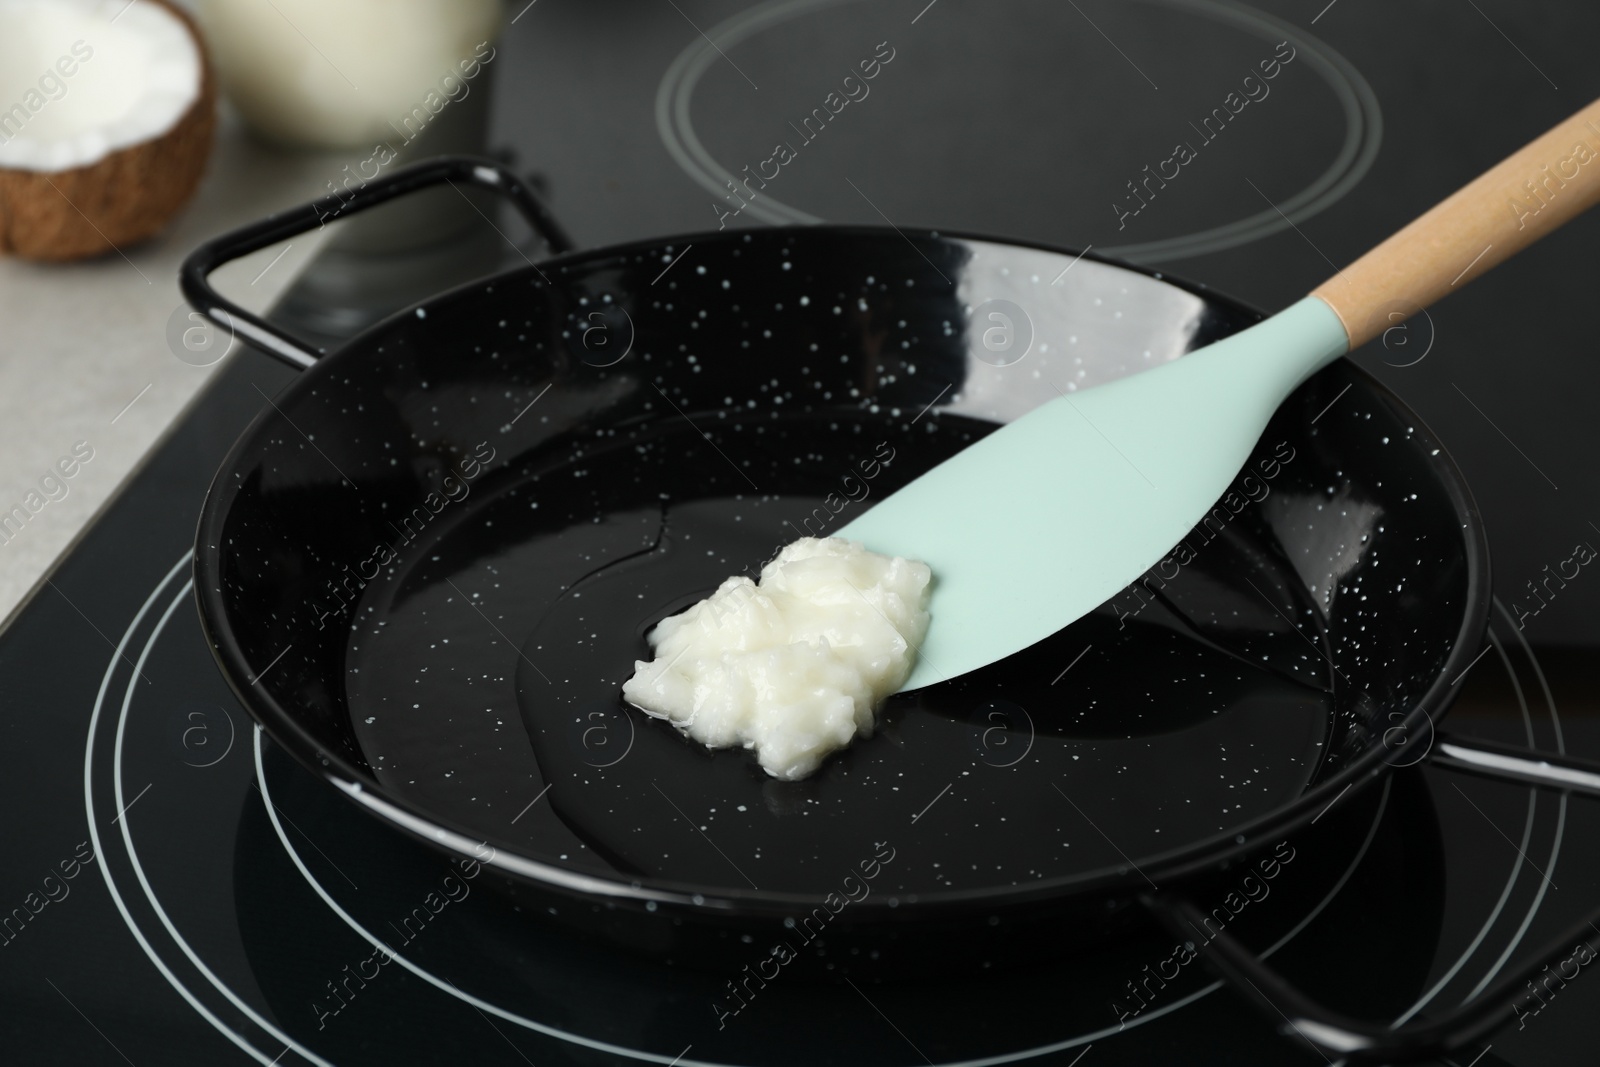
[192,223,1491,919]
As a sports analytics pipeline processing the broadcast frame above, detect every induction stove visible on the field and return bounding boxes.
[6,1,1600,1064]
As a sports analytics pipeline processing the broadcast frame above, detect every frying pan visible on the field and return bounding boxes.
[181,158,1600,1061]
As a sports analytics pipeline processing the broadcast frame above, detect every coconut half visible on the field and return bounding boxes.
[0,0,215,261]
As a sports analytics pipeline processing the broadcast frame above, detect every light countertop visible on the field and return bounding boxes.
[0,112,356,624]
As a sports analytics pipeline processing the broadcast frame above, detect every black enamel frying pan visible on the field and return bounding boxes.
[181,158,1600,1061]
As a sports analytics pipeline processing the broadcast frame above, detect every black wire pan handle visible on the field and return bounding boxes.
[179,156,573,371]
[1146,733,1600,1062]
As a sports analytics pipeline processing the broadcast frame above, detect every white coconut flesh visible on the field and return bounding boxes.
[0,0,201,173]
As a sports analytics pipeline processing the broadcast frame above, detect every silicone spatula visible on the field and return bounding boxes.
[842,99,1600,692]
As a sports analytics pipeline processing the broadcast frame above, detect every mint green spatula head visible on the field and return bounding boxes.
[838,297,1350,692]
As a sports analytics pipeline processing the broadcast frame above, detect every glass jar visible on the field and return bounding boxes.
[195,0,502,149]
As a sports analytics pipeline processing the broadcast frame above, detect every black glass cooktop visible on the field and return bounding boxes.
[6,1,1600,1064]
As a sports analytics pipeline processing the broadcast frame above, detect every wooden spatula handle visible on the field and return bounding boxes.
[1313,99,1600,348]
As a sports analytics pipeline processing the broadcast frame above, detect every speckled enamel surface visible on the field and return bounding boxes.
[195,227,1487,925]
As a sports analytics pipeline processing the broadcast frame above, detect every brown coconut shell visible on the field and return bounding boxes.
[0,0,216,262]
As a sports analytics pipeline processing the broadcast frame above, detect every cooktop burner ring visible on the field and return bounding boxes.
[1384,598,1569,1027]
[654,0,1382,264]
[84,555,1571,1065]
[84,554,319,1067]
[91,553,1389,1065]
